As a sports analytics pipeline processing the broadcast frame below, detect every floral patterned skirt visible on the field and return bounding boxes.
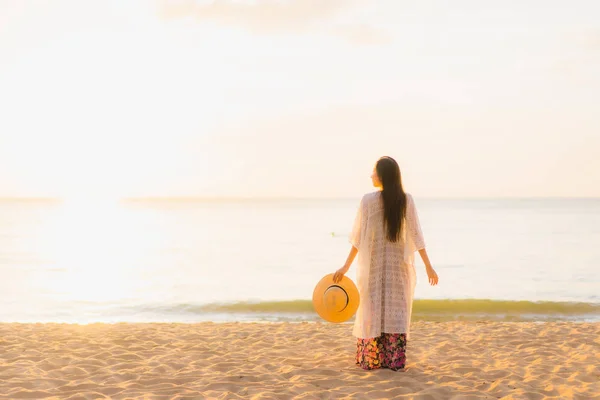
[355,333,407,371]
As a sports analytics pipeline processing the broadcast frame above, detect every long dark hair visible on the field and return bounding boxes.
[375,156,407,242]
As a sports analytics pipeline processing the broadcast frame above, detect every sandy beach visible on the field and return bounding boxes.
[0,321,598,399]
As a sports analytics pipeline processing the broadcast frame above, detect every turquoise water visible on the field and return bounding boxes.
[0,198,598,323]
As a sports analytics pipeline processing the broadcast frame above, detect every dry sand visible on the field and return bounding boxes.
[0,321,598,399]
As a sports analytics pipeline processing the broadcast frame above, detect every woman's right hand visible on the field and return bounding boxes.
[426,265,439,286]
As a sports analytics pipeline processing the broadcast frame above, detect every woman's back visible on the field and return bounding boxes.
[351,191,425,340]
[354,191,425,262]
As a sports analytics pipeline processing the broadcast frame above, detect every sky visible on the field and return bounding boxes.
[0,0,599,199]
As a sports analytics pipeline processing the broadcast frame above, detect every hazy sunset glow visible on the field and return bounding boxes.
[1,0,598,199]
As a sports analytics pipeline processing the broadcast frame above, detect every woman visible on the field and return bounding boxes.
[333,156,439,371]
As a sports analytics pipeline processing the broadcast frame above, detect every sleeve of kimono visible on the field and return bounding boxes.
[349,196,365,248]
[406,193,426,250]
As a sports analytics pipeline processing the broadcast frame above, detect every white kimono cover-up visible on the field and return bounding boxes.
[349,192,426,340]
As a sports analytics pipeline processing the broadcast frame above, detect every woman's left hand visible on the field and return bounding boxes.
[333,267,349,283]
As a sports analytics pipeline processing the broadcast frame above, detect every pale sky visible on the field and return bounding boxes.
[0,0,599,199]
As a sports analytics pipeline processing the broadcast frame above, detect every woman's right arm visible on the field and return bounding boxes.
[418,248,438,286]
[407,194,439,286]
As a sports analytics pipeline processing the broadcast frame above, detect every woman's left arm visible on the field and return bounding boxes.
[333,246,358,283]
[333,196,363,283]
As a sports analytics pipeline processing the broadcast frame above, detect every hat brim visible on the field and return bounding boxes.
[312,273,360,323]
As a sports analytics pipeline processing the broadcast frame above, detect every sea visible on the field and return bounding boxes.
[0,197,598,324]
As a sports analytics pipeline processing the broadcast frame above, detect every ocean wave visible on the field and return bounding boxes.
[143,299,600,318]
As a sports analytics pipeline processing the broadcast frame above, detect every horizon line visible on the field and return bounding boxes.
[0,195,599,202]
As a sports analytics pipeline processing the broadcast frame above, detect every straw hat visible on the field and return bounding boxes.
[312,274,360,323]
